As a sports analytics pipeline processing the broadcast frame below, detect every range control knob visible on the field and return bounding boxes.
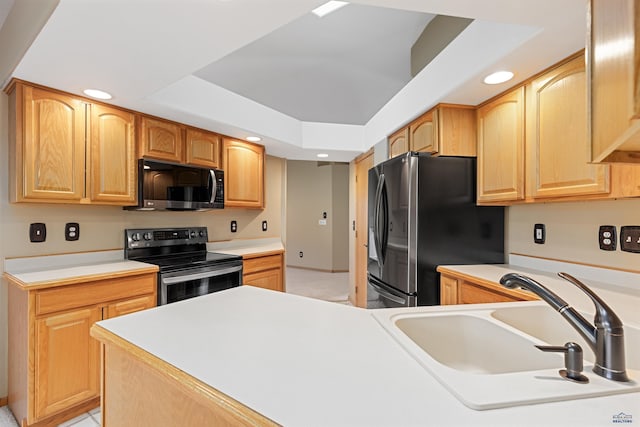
[199,230,206,237]
[143,232,153,241]
[131,232,141,241]
[190,231,197,238]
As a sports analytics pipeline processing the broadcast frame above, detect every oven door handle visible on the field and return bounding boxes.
[161,265,243,284]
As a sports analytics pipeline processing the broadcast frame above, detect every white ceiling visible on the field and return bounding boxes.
[4,0,588,162]
[195,4,435,125]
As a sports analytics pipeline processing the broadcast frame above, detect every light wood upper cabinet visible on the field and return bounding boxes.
[222,138,265,208]
[138,116,183,163]
[390,104,476,159]
[409,111,434,153]
[388,127,409,158]
[477,86,526,203]
[89,104,137,203]
[15,84,86,202]
[185,128,221,168]
[527,54,610,198]
[8,81,137,206]
[424,105,476,156]
[590,0,640,163]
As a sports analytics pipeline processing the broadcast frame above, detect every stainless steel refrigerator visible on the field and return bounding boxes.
[367,152,504,308]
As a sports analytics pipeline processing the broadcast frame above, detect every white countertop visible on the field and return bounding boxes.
[3,250,157,288]
[438,257,640,328]
[207,237,284,257]
[96,286,640,426]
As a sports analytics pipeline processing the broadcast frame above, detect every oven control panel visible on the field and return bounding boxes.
[125,227,208,249]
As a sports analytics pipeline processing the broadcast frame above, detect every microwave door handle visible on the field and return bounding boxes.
[161,265,243,284]
[209,170,217,204]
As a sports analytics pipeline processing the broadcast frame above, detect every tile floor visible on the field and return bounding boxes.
[0,267,350,427]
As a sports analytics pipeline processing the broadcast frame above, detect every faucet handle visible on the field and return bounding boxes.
[536,342,589,384]
[557,272,623,329]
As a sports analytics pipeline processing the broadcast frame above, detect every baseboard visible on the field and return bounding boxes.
[0,396,7,406]
[286,266,348,273]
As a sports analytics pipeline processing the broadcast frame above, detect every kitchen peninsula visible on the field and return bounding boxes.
[91,282,640,427]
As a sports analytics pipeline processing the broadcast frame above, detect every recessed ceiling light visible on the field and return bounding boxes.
[83,88,112,100]
[317,153,329,158]
[246,136,262,142]
[311,1,348,18]
[483,71,514,85]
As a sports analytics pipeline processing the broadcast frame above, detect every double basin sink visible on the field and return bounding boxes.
[372,303,640,410]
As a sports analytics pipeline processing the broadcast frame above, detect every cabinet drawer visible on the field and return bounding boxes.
[458,281,522,304]
[36,273,156,316]
[242,254,282,275]
[106,294,156,319]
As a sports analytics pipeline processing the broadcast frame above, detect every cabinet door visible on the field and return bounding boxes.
[35,307,101,420]
[590,0,640,162]
[139,116,183,162]
[21,85,86,202]
[222,138,265,208]
[477,87,525,203]
[106,295,156,318]
[435,105,477,157]
[409,111,435,153]
[440,275,459,305]
[88,104,137,204]
[244,269,283,292]
[185,128,221,168]
[388,127,409,158]
[529,54,609,198]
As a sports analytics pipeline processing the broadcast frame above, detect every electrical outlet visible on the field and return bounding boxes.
[29,223,46,242]
[620,226,640,253]
[534,223,545,244]
[598,225,616,251]
[299,251,303,258]
[230,220,237,233]
[65,222,80,241]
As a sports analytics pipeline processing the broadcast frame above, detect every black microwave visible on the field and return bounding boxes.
[127,159,224,211]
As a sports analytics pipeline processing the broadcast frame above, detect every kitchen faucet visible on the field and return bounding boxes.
[499,272,629,382]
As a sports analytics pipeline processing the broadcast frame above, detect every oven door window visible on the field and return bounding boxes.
[160,263,243,305]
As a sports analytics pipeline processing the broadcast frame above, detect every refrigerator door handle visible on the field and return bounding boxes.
[369,278,407,305]
[380,175,388,263]
[373,173,385,268]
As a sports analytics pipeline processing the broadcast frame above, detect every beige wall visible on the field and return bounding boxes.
[508,198,640,271]
[286,160,349,271]
[0,78,285,396]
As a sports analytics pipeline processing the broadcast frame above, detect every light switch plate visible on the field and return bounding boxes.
[29,223,46,242]
[534,223,545,244]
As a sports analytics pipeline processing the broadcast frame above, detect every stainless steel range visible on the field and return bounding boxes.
[124,227,243,305]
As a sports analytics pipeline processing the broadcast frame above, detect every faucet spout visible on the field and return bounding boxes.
[499,272,629,382]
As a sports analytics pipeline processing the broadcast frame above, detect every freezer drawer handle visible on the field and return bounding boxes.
[369,280,406,305]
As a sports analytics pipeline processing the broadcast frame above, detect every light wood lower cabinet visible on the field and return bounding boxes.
[243,252,284,292]
[6,271,157,426]
[438,271,538,305]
